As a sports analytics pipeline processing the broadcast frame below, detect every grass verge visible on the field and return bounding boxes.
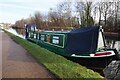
[4,30,104,79]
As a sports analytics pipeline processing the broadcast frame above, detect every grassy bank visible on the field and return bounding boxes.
[4,30,104,79]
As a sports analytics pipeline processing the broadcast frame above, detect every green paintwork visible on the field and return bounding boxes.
[39,32,70,57]
[27,31,72,57]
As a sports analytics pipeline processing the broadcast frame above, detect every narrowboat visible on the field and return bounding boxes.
[25,24,119,68]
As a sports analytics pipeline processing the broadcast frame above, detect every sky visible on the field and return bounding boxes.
[0,0,111,24]
[0,0,64,24]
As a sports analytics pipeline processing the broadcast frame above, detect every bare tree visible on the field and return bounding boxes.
[34,11,43,29]
[57,1,72,28]
[14,0,120,32]
[113,0,120,28]
[105,0,120,32]
[75,1,86,27]
[97,2,103,26]
[101,2,113,27]
[75,1,94,27]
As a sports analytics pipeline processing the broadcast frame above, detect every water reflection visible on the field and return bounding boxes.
[15,28,25,36]
[106,40,120,53]
[6,28,25,39]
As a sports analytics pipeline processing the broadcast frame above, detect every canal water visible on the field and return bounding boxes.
[5,28,25,39]
[109,41,120,53]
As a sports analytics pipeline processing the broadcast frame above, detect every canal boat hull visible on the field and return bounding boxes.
[67,49,119,68]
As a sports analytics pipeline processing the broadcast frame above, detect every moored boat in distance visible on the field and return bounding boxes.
[25,24,120,68]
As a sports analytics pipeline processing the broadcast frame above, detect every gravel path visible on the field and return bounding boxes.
[0,29,2,79]
[2,32,55,78]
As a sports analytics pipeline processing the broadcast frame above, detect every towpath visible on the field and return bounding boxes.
[1,30,55,78]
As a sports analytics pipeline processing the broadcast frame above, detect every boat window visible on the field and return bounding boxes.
[46,35,50,43]
[30,33,34,38]
[41,34,45,41]
[29,33,30,37]
[31,26,35,31]
[30,32,34,38]
[35,26,38,31]
[52,36,59,44]
[37,33,39,40]
[34,33,36,39]
[26,28,28,32]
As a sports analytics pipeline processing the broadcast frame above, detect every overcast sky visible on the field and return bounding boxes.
[0,0,65,24]
[0,0,111,24]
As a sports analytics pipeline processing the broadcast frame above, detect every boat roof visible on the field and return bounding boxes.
[41,31,70,34]
[66,26,100,54]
